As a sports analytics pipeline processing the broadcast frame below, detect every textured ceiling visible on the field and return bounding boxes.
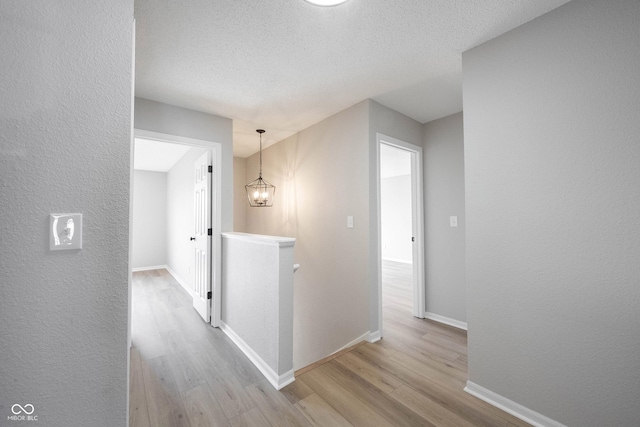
[135,0,570,157]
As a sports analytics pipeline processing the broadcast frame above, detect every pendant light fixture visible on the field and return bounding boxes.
[245,129,275,207]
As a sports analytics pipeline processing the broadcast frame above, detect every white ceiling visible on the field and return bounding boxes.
[134,0,570,158]
[134,138,191,172]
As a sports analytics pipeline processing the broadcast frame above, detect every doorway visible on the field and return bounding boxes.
[130,129,222,328]
[381,143,414,318]
[377,133,425,337]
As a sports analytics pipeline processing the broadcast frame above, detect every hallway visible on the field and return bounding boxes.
[130,268,529,426]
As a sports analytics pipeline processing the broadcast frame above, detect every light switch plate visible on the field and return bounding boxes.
[50,213,82,250]
[449,216,458,227]
[347,216,354,229]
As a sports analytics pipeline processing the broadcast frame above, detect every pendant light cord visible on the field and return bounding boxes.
[259,131,263,178]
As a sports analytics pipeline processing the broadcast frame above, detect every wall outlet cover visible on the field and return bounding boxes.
[50,213,82,250]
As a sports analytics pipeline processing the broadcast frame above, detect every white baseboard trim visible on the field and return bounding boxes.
[381,257,412,264]
[132,265,167,272]
[368,330,382,343]
[464,381,566,427]
[165,266,195,298]
[332,331,371,355]
[220,321,294,390]
[424,311,468,331]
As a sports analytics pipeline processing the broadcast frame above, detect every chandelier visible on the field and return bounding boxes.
[245,129,275,207]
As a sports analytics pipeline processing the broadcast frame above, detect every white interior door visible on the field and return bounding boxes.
[409,149,425,318]
[193,151,211,322]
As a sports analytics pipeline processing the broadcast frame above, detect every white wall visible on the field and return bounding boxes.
[221,233,295,389]
[463,1,640,425]
[381,174,412,263]
[233,157,247,232]
[423,112,466,324]
[166,147,207,290]
[132,170,167,269]
[239,100,425,369]
[243,101,371,369]
[0,2,133,425]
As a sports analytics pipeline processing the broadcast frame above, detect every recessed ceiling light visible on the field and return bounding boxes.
[304,0,350,6]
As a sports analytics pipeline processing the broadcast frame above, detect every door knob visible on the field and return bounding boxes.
[190,237,196,241]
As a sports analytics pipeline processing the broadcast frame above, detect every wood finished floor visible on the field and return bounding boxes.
[130,263,530,426]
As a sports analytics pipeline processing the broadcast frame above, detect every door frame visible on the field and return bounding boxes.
[376,133,426,333]
[132,129,222,327]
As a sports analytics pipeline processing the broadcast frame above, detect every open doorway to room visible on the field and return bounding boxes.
[381,143,414,317]
[131,134,216,357]
[131,135,194,360]
[130,130,223,336]
[378,134,425,337]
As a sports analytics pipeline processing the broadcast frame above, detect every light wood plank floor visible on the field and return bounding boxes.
[130,265,530,426]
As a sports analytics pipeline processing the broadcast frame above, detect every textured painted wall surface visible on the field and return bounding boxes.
[423,112,466,323]
[223,236,279,369]
[222,233,294,376]
[463,0,640,425]
[233,157,247,232]
[0,2,133,426]
[132,171,167,269]
[244,102,371,369]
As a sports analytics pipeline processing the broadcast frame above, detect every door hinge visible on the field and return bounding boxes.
[207,291,212,300]
[411,236,415,242]
[208,228,212,236]
[208,165,212,173]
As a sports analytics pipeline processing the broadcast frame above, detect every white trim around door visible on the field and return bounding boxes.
[376,133,426,332]
[132,129,223,328]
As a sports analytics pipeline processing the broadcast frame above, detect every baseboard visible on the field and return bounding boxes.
[368,330,382,343]
[219,321,294,390]
[333,331,370,354]
[132,265,167,272]
[381,257,412,264]
[165,266,195,298]
[295,339,367,376]
[424,311,468,331]
[464,381,566,427]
